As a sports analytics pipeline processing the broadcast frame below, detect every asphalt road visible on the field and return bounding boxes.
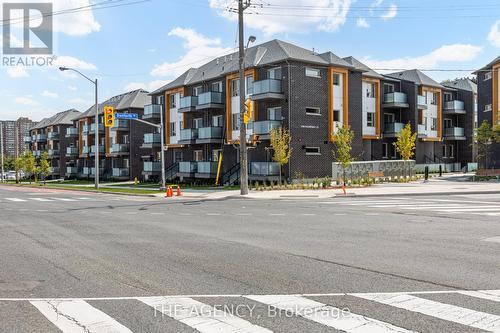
[1,185,499,333]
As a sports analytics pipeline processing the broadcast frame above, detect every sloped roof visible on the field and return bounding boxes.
[386,69,443,88]
[441,78,477,94]
[30,109,81,130]
[474,56,500,73]
[74,89,149,120]
[151,39,356,95]
[342,56,386,79]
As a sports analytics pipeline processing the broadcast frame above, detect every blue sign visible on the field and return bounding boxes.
[115,113,138,119]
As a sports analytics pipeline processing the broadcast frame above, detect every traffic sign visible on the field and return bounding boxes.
[104,106,115,128]
[115,113,138,120]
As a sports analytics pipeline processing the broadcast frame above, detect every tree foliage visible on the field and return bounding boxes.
[38,151,51,184]
[475,120,500,168]
[270,127,292,183]
[22,151,37,183]
[13,157,24,183]
[394,123,417,161]
[332,125,354,184]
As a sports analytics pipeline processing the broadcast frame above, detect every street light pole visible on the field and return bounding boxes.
[159,105,166,190]
[0,125,4,183]
[59,67,99,189]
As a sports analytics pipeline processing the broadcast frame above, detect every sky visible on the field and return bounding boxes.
[0,0,499,121]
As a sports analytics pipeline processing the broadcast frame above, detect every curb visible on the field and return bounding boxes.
[0,184,158,197]
[334,190,500,198]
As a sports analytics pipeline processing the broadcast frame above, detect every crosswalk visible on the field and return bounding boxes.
[0,197,94,203]
[2,289,500,332]
[331,198,500,217]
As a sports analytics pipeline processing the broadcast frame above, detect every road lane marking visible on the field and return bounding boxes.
[49,198,77,202]
[435,207,500,212]
[31,299,132,333]
[457,290,500,303]
[139,296,271,333]
[246,295,413,333]
[5,198,26,202]
[31,198,53,202]
[270,213,285,216]
[354,293,500,332]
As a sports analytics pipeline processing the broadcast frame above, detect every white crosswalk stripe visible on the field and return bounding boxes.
[0,197,95,203]
[5,198,27,202]
[30,299,133,333]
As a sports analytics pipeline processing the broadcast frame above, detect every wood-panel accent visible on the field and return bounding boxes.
[493,64,499,125]
[164,87,187,146]
[362,77,381,140]
[421,85,442,140]
[78,120,84,155]
[328,67,349,142]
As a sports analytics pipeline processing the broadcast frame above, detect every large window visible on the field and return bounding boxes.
[211,81,222,92]
[232,113,240,131]
[267,107,282,121]
[246,76,254,96]
[231,79,239,97]
[193,86,203,96]
[383,83,394,94]
[382,143,388,158]
[444,92,453,102]
[333,109,341,122]
[431,118,438,131]
[267,67,282,79]
[333,73,340,86]
[367,113,375,127]
[306,67,321,78]
[174,151,183,162]
[429,92,438,105]
[193,118,203,129]
[485,104,492,112]
[485,71,492,81]
[169,94,176,109]
[212,149,222,162]
[169,122,176,136]
[365,83,375,98]
[212,115,223,127]
[444,118,452,128]
[193,150,203,162]
[305,147,321,155]
[155,95,164,105]
[306,107,321,115]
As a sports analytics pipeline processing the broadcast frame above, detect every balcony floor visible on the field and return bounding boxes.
[382,102,410,109]
[251,92,285,101]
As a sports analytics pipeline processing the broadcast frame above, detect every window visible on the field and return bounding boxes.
[193,118,203,129]
[212,149,222,161]
[180,121,184,130]
[193,86,203,96]
[333,73,340,86]
[232,113,240,131]
[211,81,222,92]
[382,143,389,158]
[442,145,447,158]
[383,83,394,94]
[365,83,375,98]
[212,115,223,127]
[169,122,176,136]
[391,145,397,158]
[306,107,321,115]
[193,150,203,162]
[429,92,437,105]
[231,79,239,97]
[444,118,452,128]
[174,151,183,162]
[485,71,492,81]
[333,109,341,122]
[449,145,454,158]
[485,104,492,112]
[267,107,282,121]
[306,67,321,78]
[169,94,176,109]
[267,67,282,79]
[246,76,254,96]
[305,147,321,155]
[367,113,375,127]
[155,95,164,105]
[431,118,438,131]
[384,113,395,124]
[444,92,453,102]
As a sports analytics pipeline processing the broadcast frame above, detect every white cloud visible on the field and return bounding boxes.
[68,97,89,105]
[68,86,78,91]
[488,20,500,48]
[362,44,483,72]
[381,4,397,21]
[356,17,369,28]
[41,90,58,98]
[124,82,147,91]
[209,0,355,35]
[6,67,30,78]
[14,96,39,106]
[151,28,234,79]
[54,56,97,70]
[124,80,170,93]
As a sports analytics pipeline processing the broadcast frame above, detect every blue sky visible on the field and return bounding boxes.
[1,0,499,121]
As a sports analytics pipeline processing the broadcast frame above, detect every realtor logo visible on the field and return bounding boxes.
[2,2,53,55]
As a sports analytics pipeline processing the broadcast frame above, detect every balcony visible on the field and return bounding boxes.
[50,167,60,175]
[112,168,129,178]
[383,92,409,108]
[251,79,285,101]
[142,133,162,148]
[110,144,129,155]
[417,95,427,109]
[143,161,162,174]
[111,119,129,131]
[66,127,78,138]
[66,167,78,175]
[444,100,466,115]
[179,96,199,112]
[31,135,36,141]
[444,127,466,141]
[143,104,162,120]
[384,122,405,138]
[48,132,59,140]
[90,167,105,177]
[249,162,280,179]
[89,123,104,134]
[81,167,91,176]
[179,128,198,143]
[32,150,41,157]
[82,146,90,155]
[418,124,427,138]
[90,145,105,156]
[82,125,89,134]
[66,147,79,157]
[196,127,223,144]
[253,120,282,138]
[178,161,197,175]
[196,92,224,110]
[36,134,47,142]
[48,149,60,158]
[24,136,32,143]
[196,162,218,178]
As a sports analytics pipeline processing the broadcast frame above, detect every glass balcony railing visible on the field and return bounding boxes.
[444,127,465,137]
[90,145,105,154]
[180,129,198,141]
[143,161,162,173]
[66,167,78,175]
[90,123,104,133]
[82,146,90,154]
[82,167,91,175]
[144,133,161,144]
[198,127,223,139]
[384,122,405,134]
[24,136,32,143]
[66,147,79,156]
[180,96,199,109]
[111,144,129,153]
[384,92,407,104]
[198,92,223,105]
[31,135,36,141]
[253,121,282,135]
[179,161,197,173]
[66,127,78,137]
[112,168,129,177]
[36,134,47,142]
[112,119,129,130]
[252,79,282,95]
[197,162,218,174]
[90,167,105,175]
[418,95,426,106]
[82,125,89,134]
[32,150,41,157]
[48,149,59,157]
[444,100,465,111]
[48,132,59,140]
[50,167,60,174]
[418,124,427,134]
[143,104,162,118]
[249,162,280,176]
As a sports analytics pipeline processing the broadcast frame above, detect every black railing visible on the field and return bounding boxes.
[223,163,240,186]
[165,162,179,181]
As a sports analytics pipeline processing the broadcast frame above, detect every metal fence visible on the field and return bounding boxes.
[332,160,416,180]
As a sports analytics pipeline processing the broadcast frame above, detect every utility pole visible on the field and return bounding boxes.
[0,124,4,183]
[94,78,100,189]
[238,0,250,195]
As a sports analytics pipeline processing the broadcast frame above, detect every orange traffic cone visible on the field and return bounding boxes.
[165,187,169,198]
[169,186,174,197]
[176,185,182,196]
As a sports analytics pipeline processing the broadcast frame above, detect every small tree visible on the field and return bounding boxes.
[38,151,51,185]
[13,157,24,183]
[22,151,37,184]
[332,125,355,187]
[475,120,500,169]
[270,127,293,184]
[394,123,417,178]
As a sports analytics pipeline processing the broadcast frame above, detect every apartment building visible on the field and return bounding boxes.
[26,110,81,179]
[1,117,37,158]
[476,56,500,168]
[68,89,151,180]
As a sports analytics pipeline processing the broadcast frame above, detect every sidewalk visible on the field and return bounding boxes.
[157,174,500,200]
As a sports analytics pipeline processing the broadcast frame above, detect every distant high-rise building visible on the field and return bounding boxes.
[0,117,37,158]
